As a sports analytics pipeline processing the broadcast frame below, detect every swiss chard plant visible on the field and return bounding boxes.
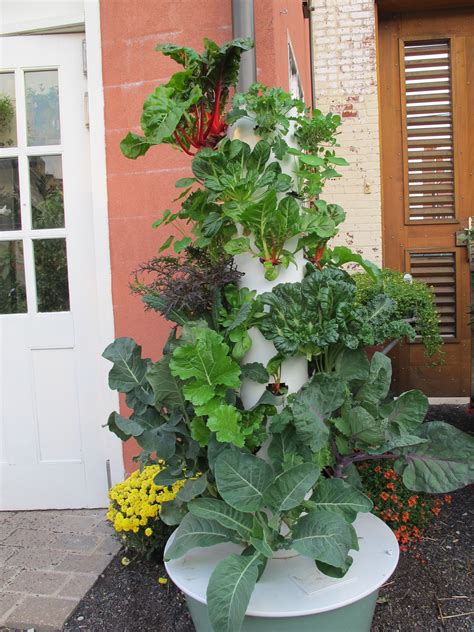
[104,37,474,632]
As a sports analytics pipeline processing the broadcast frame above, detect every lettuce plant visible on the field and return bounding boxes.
[105,37,474,632]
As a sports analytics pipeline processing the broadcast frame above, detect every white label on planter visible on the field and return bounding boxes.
[290,571,357,596]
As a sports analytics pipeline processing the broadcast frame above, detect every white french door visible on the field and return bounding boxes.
[0,34,117,509]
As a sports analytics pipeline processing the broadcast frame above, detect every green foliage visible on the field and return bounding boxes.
[227,82,305,152]
[105,45,474,632]
[354,268,444,360]
[121,38,253,158]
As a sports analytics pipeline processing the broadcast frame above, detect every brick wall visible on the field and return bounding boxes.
[310,0,382,264]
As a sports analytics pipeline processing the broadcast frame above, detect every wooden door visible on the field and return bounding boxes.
[378,8,474,396]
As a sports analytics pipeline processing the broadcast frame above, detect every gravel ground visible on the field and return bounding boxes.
[64,406,474,632]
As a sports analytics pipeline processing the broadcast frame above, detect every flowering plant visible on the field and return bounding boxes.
[358,461,451,552]
[104,38,474,632]
[107,464,185,559]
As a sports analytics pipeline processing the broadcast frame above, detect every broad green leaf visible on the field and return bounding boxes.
[300,154,326,167]
[159,499,187,526]
[165,514,234,560]
[316,556,353,578]
[241,362,269,384]
[177,474,208,502]
[215,451,273,512]
[224,237,251,256]
[326,155,349,166]
[344,405,385,446]
[170,327,241,408]
[267,427,300,471]
[120,132,151,159]
[395,421,474,492]
[174,236,193,253]
[207,404,245,448]
[142,294,188,326]
[335,348,370,383]
[190,417,211,447]
[310,479,372,522]
[159,235,174,252]
[102,337,150,396]
[107,412,133,441]
[207,553,261,632]
[383,390,428,434]
[356,352,392,405]
[263,463,320,512]
[175,177,196,188]
[136,427,175,460]
[291,510,354,569]
[146,356,187,412]
[188,498,253,538]
[292,374,346,451]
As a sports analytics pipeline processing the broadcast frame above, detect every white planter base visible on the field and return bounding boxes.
[165,512,399,631]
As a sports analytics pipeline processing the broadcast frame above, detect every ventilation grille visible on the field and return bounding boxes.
[409,251,456,337]
[403,40,454,221]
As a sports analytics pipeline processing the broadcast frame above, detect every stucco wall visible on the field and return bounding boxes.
[99,0,312,473]
[310,0,382,264]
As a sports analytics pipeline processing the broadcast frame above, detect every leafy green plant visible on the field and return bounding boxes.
[257,267,415,366]
[121,38,253,158]
[354,268,444,360]
[105,36,474,632]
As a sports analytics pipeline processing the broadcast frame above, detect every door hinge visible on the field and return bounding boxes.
[302,1,313,19]
[82,38,87,76]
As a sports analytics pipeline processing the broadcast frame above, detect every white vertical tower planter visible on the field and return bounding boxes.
[229,118,308,408]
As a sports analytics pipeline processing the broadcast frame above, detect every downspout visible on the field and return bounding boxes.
[305,0,316,108]
[232,0,257,92]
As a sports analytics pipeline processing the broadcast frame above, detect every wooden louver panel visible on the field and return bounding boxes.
[403,40,455,221]
[409,252,456,337]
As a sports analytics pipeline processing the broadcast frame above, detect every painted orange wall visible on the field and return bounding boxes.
[99,0,312,475]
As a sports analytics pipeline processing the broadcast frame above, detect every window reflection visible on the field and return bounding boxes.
[0,158,21,231]
[34,238,70,312]
[29,155,64,229]
[0,240,27,314]
[25,70,61,146]
[0,73,17,148]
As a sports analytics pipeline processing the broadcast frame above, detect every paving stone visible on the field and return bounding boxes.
[3,529,54,548]
[94,535,121,555]
[58,573,97,599]
[0,547,19,566]
[91,518,113,535]
[48,514,100,534]
[6,570,70,596]
[49,532,100,554]
[5,547,67,571]
[0,567,19,590]
[5,596,78,631]
[0,524,16,543]
[0,592,23,622]
[56,553,113,574]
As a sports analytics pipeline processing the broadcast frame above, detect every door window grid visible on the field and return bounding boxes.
[402,39,455,222]
[0,66,70,314]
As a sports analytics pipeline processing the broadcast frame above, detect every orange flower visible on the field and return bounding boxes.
[444,495,452,504]
[402,512,409,523]
[431,507,441,517]
[408,496,418,507]
[380,492,389,502]
[391,495,398,503]
[375,466,382,474]
[386,482,395,491]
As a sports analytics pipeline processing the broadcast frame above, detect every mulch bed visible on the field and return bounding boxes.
[64,406,473,632]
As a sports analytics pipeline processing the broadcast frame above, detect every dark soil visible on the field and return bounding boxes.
[64,406,473,632]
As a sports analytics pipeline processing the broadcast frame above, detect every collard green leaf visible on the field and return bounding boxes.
[395,421,474,492]
[335,348,370,383]
[146,356,187,412]
[291,509,354,569]
[316,556,354,578]
[292,373,346,451]
[263,463,320,512]
[215,451,273,512]
[356,352,392,405]
[382,390,428,434]
[102,337,149,394]
[177,474,208,502]
[207,553,261,632]
[106,412,132,441]
[310,479,372,522]
[159,499,187,526]
[165,514,234,561]
[188,498,253,538]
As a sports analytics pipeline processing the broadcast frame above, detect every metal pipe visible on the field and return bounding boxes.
[232,0,256,92]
